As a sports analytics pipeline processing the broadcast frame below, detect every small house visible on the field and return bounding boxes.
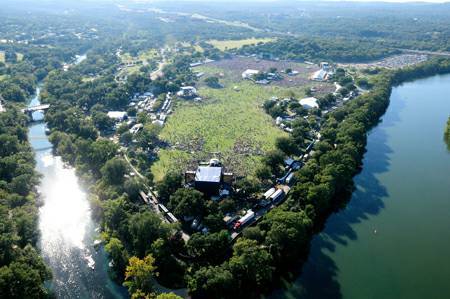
[107,111,128,122]
[242,69,260,79]
[177,86,197,98]
[311,69,328,81]
[299,97,319,109]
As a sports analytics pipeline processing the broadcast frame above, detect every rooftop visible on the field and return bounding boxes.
[299,97,319,109]
[195,166,222,183]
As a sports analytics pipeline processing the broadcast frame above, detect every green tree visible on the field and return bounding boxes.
[168,188,205,219]
[124,255,157,297]
[261,209,312,264]
[186,230,230,264]
[228,238,274,293]
[188,265,235,299]
[156,172,182,202]
[101,158,128,185]
[128,211,171,257]
[204,76,220,88]
[92,111,114,132]
[444,116,450,150]
[275,136,298,156]
[105,237,129,280]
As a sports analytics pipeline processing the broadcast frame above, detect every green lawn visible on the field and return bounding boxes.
[151,80,287,182]
[207,38,275,51]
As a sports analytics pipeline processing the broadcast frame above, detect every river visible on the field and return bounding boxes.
[28,88,127,298]
[273,73,450,299]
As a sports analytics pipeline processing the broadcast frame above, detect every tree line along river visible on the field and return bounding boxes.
[28,73,450,298]
[28,87,127,298]
[273,73,450,299]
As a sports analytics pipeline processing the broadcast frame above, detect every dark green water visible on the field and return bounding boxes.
[273,74,450,299]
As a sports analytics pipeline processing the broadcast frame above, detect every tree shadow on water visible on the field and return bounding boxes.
[271,96,406,299]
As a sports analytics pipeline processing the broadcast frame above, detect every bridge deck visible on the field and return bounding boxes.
[22,104,50,113]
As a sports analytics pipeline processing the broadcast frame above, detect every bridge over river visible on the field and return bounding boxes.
[22,104,50,119]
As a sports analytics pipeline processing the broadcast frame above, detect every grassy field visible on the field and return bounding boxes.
[120,49,159,64]
[207,38,275,51]
[151,80,287,182]
[0,51,5,63]
[151,59,335,182]
[194,61,333,98]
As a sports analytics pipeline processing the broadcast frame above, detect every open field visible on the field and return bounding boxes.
[151,80,287,181]
[152,57,336,181]
[195,57,335,96]
[207,38,275,51]
[0,51,5,63]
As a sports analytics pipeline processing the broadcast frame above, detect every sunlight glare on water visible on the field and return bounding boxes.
[39,154,91,251]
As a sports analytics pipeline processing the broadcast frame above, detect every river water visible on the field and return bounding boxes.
[28,88,127,298]
[273,74,450,298]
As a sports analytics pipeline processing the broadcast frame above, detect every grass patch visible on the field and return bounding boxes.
[207,38,275,51]
[151,80,287,182]
[16,53,24,62]
[194,44,204,53]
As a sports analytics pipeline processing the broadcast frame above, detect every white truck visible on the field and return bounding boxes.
[263,187,276,200]
[234,210,255,230]
[270,189,285,205]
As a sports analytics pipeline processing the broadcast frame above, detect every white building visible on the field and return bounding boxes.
[311,69,328,81]
[177,86,197,98]
[107,111,128,121]
[129,123,143,134]
[242,69,260,79]
[299,97,319,109]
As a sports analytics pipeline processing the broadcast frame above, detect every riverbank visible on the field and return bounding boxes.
[270,60,450,298]
[445,116,450,150]
[0,95,51,297]
[275,70,450,299]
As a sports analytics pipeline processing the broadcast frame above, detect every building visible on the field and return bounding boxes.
[177,86,197,98]
[242,69,260,79]
[129,123,143,134]
[194,165,223,196]
[320,62,330,71]
[311,69,328,81]
[107,111,128,121]
[299,97,319,109]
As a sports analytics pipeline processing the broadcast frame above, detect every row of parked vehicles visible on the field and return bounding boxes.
[233,187,287,231]
[157,203,178,224]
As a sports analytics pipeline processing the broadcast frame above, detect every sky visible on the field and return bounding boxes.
[127,0,450,3]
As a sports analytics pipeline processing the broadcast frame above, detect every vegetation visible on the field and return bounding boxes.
[2,1,450,298]
[237,37,400,62]
[444,117,450,150]
[184,58,450,298]
[207,38,275,51]
[152,81,287,181]
[0,108,52,298]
